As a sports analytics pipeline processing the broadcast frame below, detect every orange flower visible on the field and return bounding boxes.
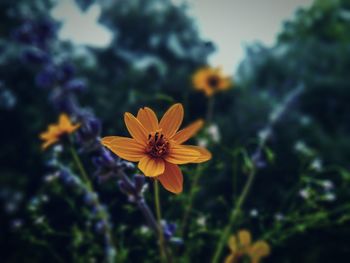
[40,113,80,150]
[225,230,270,263]
[192,66,232,97]
[101,103,211,194]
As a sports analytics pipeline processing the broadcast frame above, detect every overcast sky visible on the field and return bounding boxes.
[52,0,313,73]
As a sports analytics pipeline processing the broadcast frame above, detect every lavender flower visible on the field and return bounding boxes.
[77,116,101,144]
[58,168,82,187]
[21,47,49,64]
[58,62,76,82]
[83,192,99,206]
[64,78,87,92]
[35,64,57,88]
[162,221,177,240]
[11,218,23,230]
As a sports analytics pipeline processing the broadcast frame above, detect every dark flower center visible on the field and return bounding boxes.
[207,75,220,88]
[146,132,169,158]
[57,132,70,144]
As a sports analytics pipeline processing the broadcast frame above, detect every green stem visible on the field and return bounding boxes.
[232,152,239,202]
[211,169,256,263]
[206,96,215,124]
[69,145,93,191]
[154,180,167,263]
[69,141,117,262]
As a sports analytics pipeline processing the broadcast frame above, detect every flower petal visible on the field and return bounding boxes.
[101,136,145,162]
[249,241,270,263]
[173,119,204,144]
[58,113,80,133]
[42,139,58,150]
[40,125,58,140]
[228,235,238,252]
[224,254,235,263]
[69,123,81,133]
[124,112,148,144]
[137,107,158,132]
[182,145,212,163]
[238,230,251,246]
[138,156,165,177]
[158,162,183,194]
[58,113,73,130]
[165,144,200,164]
[159,103,184,138]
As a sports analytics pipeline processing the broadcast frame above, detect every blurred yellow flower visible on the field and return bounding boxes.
[101,103,211,194]
[39,113,80,150]
[192,66,232,97]
[224,230,270,263]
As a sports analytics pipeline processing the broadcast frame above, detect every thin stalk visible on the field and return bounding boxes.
[69,145,92,191]
[211,169,256,263]
[211,85,304,263]
[69,142,117,262]
[154,180,167,263]
[206,96,215,124]
[232,152,239,202]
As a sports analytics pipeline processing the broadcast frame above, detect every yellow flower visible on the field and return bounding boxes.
[39,113,80,150]
[225,230,270,263]
[101,103,212,194]
[192,66,232,97]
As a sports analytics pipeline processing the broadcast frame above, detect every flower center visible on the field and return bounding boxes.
[146,131,169,158]
[207,75,220,88]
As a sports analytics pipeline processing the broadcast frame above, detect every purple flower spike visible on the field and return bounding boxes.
[35,64,57,88]
[21,48,49,64]
[163,221,177,240]
[64,78,87,92]
[78,117,101,143]
[58,62,76,82]
[134,174,146,193]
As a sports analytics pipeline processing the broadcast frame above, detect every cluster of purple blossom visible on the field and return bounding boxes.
[12,15,178,259]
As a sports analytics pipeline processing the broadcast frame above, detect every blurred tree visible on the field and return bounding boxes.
[78,0,214,130]
[237,0,350,167]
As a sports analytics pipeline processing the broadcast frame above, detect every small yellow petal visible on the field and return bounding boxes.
[41,139,58,150]
[159,103,184,138]
[68,123,81,133]
[172,119,204,144]
[101,136,117,145]
[124,112,148,144]
[137,107,159,132]
[165,144,200,164]
[249,241,270,261]
[157,162,183,194]
[59,113,71,129]
[101,136,145,162]
[138,156,165,177]
[228,235,238,252]
[182,145,212,163]
[224,254,235,263]
[238,230,252,247]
